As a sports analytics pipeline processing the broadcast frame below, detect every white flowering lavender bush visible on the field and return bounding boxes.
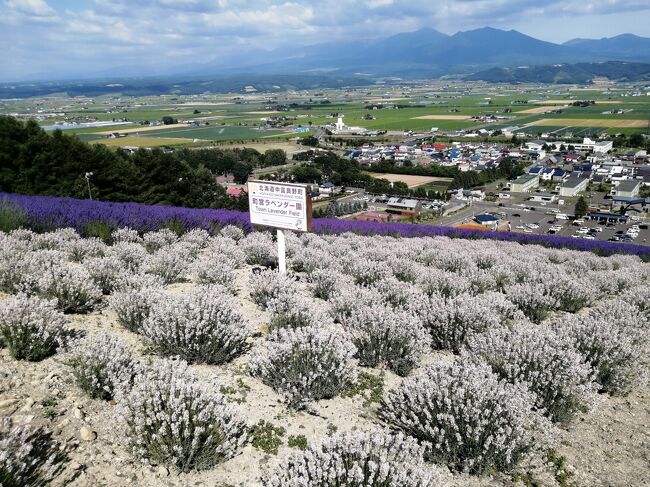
[142,228,178,253]
[380,361,550,474]
[111,285,164,333]
[548,275,598,313]
[263,431,446,487]
[242,231,277,267]
[0,294,65,361]
[107,242,148,272]
[206,237,246,268]
[37,265,102,313]
[554,313,647,395]
[84,256,128,295]
[67,237,106,263]
[192,257,236,292]
[328,282,379,323]
[143,246,189,284]
[266,294,329,332]
[344,258,390,287]
[409,293,504,352]
[120,358,247,472]
[341,304,430,376]
[68,332,136,400]
[249,326,357,409]
[249,269,297,309]
[111,227,142,244]
[0,416,67,486]
[505,282,559,323]
[308,268,343,300]
[416,268,471,299]
[141,285,251,364]
[465,325,598,422]
[30,228,79,251]
[219,224,245,241]
[371,276,422,310]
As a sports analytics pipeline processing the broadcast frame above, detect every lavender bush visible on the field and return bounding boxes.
[84,256,128,295]
[249,269,297,309]
[143,245,189,284]
[340,304,430,376]
[263,431,445,487]
[249,326,357,409]
[141,285,251,364]
[68,332,136,400]
[465,325,598,422]
[107,241,148,272]
[242,231,277,267]
[308,268,342,300]
[220,224,245,241]
[0,417,67,486]
[120,358,247,472]
[554,312,647,395]
[410,293,505,352]
[111,286,164,333]
[192,257,236,292]
[0,294,65,361]
[266,294,329,332]
[37,265,102,313]
[66,237,106,263]
[142,228,178,253]
[380,361,550,474]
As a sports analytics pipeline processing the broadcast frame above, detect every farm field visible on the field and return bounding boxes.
[365,172,454,188]
[2,82,649,148]
[524,118,647,128]
[89,136,197,147]
[0,226,648,487]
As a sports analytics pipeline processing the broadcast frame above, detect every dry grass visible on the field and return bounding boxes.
[516,106,567,114]
[90,137,195,148]
[365,172,453,188]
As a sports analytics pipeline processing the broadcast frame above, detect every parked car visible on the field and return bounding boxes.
[512,213,521,217]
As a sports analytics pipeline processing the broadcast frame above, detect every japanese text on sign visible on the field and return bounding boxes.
[248,181,311,232]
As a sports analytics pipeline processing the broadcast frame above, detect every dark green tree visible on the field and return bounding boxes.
[574,196,589,218]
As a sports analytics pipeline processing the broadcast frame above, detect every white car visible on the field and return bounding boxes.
[523,229,533,233]
[583,235,595,240]
[550,226,562,232]
[515,225,526,229]
[576,228,589,235]
[573,219,585,225]
[526,223,540,229]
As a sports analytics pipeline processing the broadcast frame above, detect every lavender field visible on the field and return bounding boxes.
[2,192,650,259]
[0,222,648,487]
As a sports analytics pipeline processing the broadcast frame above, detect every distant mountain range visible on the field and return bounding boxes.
[3,27,650,96]
[466,61,650,84]
[214,27,650,78]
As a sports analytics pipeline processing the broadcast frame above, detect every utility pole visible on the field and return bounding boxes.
[85,172,93,200]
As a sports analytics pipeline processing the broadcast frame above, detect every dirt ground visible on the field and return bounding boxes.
[0,267,648,487]
[524,118,647,128]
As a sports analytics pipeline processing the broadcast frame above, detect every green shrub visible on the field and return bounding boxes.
[0,201,27,233]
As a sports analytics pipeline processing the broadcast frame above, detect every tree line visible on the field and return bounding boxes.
[0,116,290,210]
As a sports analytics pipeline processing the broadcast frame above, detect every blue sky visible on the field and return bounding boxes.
[2,0,650,81]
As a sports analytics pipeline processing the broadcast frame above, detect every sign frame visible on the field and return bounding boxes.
[247,180,313,233]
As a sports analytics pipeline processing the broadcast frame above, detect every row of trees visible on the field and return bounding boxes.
[0,116,289,210]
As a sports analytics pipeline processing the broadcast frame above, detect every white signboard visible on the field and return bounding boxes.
[248,180,312,232]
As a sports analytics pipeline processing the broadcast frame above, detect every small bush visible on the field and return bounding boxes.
[83,220,115,244]
[206,237,246,268]
[248,420,285,455]
[308,268,341,300]
[344,258,390,286]
[111,286,163,333]
[0,294,65,361]
[37,265,102,313]
[220,225,245,241]
[120,358,247,472]
[111,227,142,244]
[409,293,504,352]
[555,313,647,395]
[0,201,27,233]
[380,361,549,474]
[249,326,357,409]
[505,283,558,323]
[267,295,329,332]
[342,304,430,376]
[263,431,445,487]
[249,269,297,309]
[68,332,136,400]
[143,246,188,284]
[465,325,598,422]
[67,237,106,263]
[142,228,178,253]
[0,416,67,486]
[84,256,127,295]
[192,257,236,292]
[242,232,277,267]
[141,285,251,364]
[107,242,148,272]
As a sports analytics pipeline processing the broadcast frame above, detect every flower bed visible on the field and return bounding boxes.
[1,192,648,259]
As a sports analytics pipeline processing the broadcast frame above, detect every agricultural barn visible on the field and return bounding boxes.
[386,197,422,216]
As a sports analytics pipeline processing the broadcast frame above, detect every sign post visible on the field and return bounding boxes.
[247,180,312,274]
